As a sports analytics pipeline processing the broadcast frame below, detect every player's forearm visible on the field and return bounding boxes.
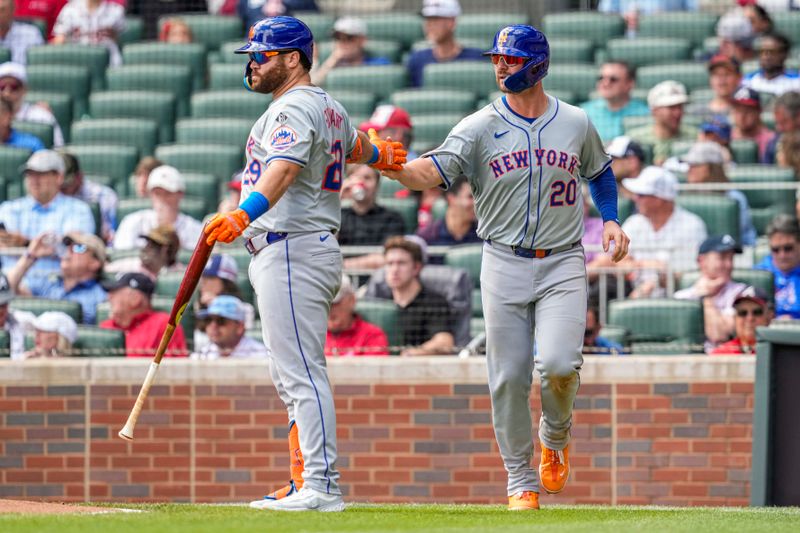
[418,332,455,355]
[383,158,443,191]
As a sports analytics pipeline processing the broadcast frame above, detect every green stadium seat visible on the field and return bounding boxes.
[636,62,709,92]
[10,297,83,323]
[548,38,594,64]
[174,118,252,148]
[155,143,243,182]
[377,175,405,199]
[355,298,401,351]
[73,326,126,356]
[208,62,247,89]
[117,196,207,223]
[376,197,418,234]
[122,42,207,91]
[676,194,740,244]
[182,173,221,213]
[191,89,271,118]
[106,64,192,118]
[0,146,33,182]
[543,63,598,103]
[71,118,158,157]
[471,289,482,319]
[326,90,378,118]
[89,90,176,143]
[26,64,91,120]
[689,87,714,105]
[62,144,138,182]
[455,13,528,41]
[390,89,476,116]
[470,316,484,337]
[422,61,496,99]
[120,16,144,46]
[773,12,800,46]
[317,39,403,64]
[0,329,9,358]
[295,12,335,41]
[159,14,244,50]
[217,40,249,64]
[606,38,693,68]
[596,325,629,348]
[678,269,774,296]
[26,44,109,91]
[607,298,704,354]
[25,91,72,143]
[363,13,423,48]
[325,64,409,99]
[444,245,482,288]
[638,12,719,47]
[411,113,465,153]
[13,121,52,148]
[728,165,796,235]
[0,47,10,63]
[543,12,625,48]
[729,139,758,165]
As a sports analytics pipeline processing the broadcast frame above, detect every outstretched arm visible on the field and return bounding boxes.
[382,158,444,191]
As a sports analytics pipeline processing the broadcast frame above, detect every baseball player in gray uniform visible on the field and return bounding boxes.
[384,25,629,510]
[204,16,406,512]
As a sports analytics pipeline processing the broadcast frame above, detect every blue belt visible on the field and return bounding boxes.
[489,240,581,259]
[244,232,288,255]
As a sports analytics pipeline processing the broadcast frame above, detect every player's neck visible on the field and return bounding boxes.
[272,71,313,100]
[504,85,548,118]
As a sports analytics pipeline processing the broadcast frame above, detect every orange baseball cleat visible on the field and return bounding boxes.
[508,490,539,510]
[539,442,570,494]
[263,421,304,501]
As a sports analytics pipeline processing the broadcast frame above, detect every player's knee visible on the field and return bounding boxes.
[489,371,533,399]
[538,356,581,382]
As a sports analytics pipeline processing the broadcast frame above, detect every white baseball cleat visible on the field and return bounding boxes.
[249,486,345,512]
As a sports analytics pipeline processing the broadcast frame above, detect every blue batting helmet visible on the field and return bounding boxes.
[484,25,549,93]
[236,16,314,91]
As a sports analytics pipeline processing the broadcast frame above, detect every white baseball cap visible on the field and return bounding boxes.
[32,311,78,344]
[421,0,461,18]
[622,166,678,201]
[23,149,66,174]
[681,141,726,166]
[0,62,26,83]
[647,80,688,109]
[716,12,754,44]
[333,17,367,37]
[146,165,185,193]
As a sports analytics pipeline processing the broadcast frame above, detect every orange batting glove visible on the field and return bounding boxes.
[367,128,407,171]
[205,209,250,245]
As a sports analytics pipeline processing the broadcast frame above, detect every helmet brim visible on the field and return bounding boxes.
[235,42,273,53]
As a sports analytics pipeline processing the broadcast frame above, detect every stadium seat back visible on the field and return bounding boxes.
[326,90,378,117]
[122,42,207,91]
[729,139,758,165]
[25,91,73,143]
[637,62,709,92]
[543,63,598,103]
[363,14,423,47]
[455,13,528,42]
[354,298,402,351]
[676,194,740,244]
[325,64,408,99]
[607,298,704,353]
[422,61,496,99]
[548,38,594,64]
[208,63,247,89]
[542,12,625,47]
[410,113,465,152]
[155,143,243,182]
[638,11,719,47]
[391,89,476,116]
[26,44,109,91]
[376,197,419,234]
[606,37,692,68]
[159,14,243,50]
[89,91,176,143]
[13,121,52,148]
[106,64,192,118]
[191,89,271,118]
[175,118,252,148]
[71,118,158,157]
[120,16,144,46]
[0,146,33,183]
[27,64,91,120]
[444,245,482,289]
[62,144,139,182]
[0,329,9,357]
[10,297,83,323]
[73,326,126,357]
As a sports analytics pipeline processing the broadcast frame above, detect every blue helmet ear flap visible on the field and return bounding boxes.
[243,62,254,92]
[503,57,549,93]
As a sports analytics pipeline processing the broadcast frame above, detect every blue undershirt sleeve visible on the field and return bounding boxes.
[588,166,619,224]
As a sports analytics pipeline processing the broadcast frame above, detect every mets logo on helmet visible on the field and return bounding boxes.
[498,28,510,46]
[248,24,256,41]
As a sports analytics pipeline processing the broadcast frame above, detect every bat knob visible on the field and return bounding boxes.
[118,428,134,441]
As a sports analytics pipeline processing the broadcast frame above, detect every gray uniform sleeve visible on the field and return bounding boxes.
[342,113,359,158]
[423,117,478,190]
[260,99,316,168]
[580,116,612,180]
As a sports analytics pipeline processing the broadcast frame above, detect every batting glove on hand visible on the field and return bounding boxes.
[368,128,407,171]
[205,208,250,245]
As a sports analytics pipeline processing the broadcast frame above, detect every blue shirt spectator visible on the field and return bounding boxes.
[6,129,45,151]
[581,61,650,141]
[755,214,800,319]
[416,177,480,249]
[28,276,107,324]
[755,255,800,319]
[310,17,391,86]
[598,0,697,12]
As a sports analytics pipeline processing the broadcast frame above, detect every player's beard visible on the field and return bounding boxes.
[254,59,289,94]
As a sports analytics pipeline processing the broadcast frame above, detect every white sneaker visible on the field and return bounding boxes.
[249,486,345,512]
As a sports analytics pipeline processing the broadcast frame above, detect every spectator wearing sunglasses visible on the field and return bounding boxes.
[310,17,390,86]
[710,286,773,355]
[0,62,64,146]
[581,61,649,141]
[7,231,108,324]
[191,295,268,360]
[756,214,800,319]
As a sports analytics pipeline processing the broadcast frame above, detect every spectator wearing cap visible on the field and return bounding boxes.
[755,214,800,319]
[0,149,95,284]
[359,104,416,159]
[682,140,756,245]
[51,0,126,67]
[0,62,64,146]
[618,166,708,297]
[689,54,742,120]
[581,61,649,141]
[416,176,480,247]
[0,272,35,359]
[100,272,187,357]
[743,32,800,97]
[325,275,389,357]
[674,234,747,349]
[131,156,164,198]
[0,0,44,64]
[606,136,646,197]
[741,2,773,36]
[191,295,267,360]
[7,231,107,323]
[627,80,698,165]
[730,86,776,163]
[597,1,698,38]
[764,90,800,164]
[310,17,390,86]
[0,98,44,152]
[113,165,203,251]
[697,115,733,163]
[716,10,756,63]
[105,225,183,280]
[22,311,77,359]
[406,0,483,88]
[339,163,406,246]
[159,17,193,44]
[60,152,118,243]
[710,286,773,355]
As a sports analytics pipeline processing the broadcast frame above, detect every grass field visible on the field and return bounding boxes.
[2,503,800,533]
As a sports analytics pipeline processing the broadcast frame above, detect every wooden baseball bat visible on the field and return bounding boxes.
[119,232,215,441]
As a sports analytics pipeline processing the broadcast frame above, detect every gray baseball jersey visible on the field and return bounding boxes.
[426,94,610,249]
[240,87,358,236]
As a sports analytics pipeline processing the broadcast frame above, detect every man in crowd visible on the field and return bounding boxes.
[325,274,389,357]
[710,286,773,355]
[606,136,645,198]
[743,32,800,96]
[0,98,44,151]
[7,231,107,324]
[730,86,776,164]
[765,90,800,163]
[756,214,800,319]
[688,54,742,120]
[100,272,187,357]
[359,105,416,161]
[311,17,390,85]
[191,295,267,360]
[416,176,480,247]
[105,225,183,280]
[0,0,44,64]
[627,80,697,165]
[716,10,756,63]
[581,61,649,141]
[60,152,118,243]
[0,62,64,146]
[0,272,35,359]
[583,306,624,355]
[338,164,406,246]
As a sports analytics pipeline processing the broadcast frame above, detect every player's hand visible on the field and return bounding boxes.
[204,209,250,245]
[602,220,629,263]
[368,128,407,171]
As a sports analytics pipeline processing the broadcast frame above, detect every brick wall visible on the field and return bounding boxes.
[0,357,753,506]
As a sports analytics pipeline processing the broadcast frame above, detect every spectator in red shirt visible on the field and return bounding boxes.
[325,274,389,357]
[99,272,187,357]
[14,0,68,39]
[711,286,773,355]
